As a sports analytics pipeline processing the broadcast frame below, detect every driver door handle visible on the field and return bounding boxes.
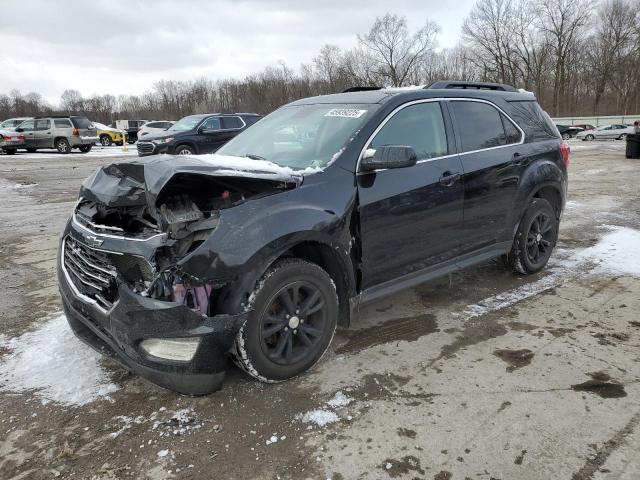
[439,171,461,186]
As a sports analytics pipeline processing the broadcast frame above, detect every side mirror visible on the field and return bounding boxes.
[360,145,417,172]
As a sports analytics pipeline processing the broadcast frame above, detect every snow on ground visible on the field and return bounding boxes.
[300,409,340,427]
[327,391,353,408]
[575,226,640,277]
[461,226,640,319]
[9,145,138,159]
[0,314,119,406]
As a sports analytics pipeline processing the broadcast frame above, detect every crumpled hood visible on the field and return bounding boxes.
[79,154,305,209]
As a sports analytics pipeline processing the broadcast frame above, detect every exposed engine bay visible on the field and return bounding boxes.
[67,158,299,315]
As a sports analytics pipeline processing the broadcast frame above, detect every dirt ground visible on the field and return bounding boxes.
[0,141,639,480]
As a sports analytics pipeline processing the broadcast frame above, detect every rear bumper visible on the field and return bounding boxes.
[57,232,248,395]
[70,136,99,146]
[0,140,25,149]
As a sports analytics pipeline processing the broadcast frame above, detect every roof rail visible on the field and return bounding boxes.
[342,86,382,93]
[426,81,518,92]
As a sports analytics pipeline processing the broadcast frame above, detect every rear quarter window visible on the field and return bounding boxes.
[506,101,559,141]
[70,117,92,129]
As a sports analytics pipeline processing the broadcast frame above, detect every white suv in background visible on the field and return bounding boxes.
[138,120,174,138]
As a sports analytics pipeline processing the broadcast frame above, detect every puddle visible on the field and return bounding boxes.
[571,371,627,398]
[514,449,527,465]
[434,471,453,480]
[494,349,534,372]
[336,314,438,355]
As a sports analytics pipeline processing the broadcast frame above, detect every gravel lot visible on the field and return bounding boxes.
[1,141,639,480]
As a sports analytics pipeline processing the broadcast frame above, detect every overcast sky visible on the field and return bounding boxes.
[0,0,475,105]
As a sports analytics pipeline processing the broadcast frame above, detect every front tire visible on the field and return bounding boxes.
[506,198,558,275]
[234,259,338,382]
[561,133,570,140]
[618,134,627,141]
[100,135,112,146]
[26,148,37,153]
[175,144,195,155]
[56,138,71,154]
[585,134,595,141]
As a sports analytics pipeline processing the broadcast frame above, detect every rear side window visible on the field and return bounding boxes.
[450,101,511,152]
[507,101,558,141]
[55,119,72,128]
[370,102,448,160]
[35,119,51,131]
[243,116,261,126]
[502,114,522,144]
[221,116,243,129]
[71,117,91,129]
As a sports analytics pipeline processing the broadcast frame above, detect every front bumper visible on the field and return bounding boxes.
[137,141,169,156]
[57,223,248,395]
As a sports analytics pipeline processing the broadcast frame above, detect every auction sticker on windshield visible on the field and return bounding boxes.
[324,109,368,118]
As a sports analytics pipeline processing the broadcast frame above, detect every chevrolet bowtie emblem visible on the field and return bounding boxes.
[85,234,104,248]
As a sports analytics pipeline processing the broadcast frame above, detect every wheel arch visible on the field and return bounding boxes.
[173,141,197,154]
[214,235,357,328]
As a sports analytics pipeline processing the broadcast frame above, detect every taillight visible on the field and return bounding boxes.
[72,128,79,136]
[560,141,570,168]
[17,135,24,141]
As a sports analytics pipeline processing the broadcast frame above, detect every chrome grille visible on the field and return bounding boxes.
[137,142,155,155]
[63,237,119,310]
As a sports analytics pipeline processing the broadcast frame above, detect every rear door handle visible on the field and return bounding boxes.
[439,171,461,186]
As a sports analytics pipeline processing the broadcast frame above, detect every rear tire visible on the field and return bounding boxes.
[561,133,570,140]
[506,198,558,275]
[56,138,71,154]
[585,134,595,141]
[79,145,92,153]
[618,134,627,140]
[26,148,37,153]
[3,148,16,155]
[234,259,338,382]
[100,135,112,146]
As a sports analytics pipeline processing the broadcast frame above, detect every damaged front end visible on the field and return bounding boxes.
[58,156,301,394]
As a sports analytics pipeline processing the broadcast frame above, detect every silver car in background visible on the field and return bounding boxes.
[0,117,32,131]
[137,120,175,138]
[15,116,98,153]
[576,124,634,141]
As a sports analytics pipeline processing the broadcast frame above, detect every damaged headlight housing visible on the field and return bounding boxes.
[152,137,174,145]
[140,337,201,362]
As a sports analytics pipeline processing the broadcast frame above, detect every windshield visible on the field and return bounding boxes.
[169,115,205,132]
[216,104,378,170]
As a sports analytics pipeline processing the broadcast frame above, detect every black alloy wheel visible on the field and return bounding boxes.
[506,198,558,274]
[525,211,554,266]
[234,259,338,382]
[260,281,328,366]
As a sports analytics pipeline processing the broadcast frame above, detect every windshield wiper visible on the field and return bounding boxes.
[244,153,267,161]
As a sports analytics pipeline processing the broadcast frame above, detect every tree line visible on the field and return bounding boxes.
[1,0,639,124]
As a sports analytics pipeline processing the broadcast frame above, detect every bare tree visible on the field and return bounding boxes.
[358,13,439,86]
[536,0,594,116]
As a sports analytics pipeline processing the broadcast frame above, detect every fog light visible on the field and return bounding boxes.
[140,337,200,361]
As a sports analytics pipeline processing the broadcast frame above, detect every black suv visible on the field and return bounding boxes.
[136,113,262,157]
[58,81,568,394]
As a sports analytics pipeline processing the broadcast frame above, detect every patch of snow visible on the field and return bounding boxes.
[575,226,640,277]
[0,314,119,406]
[462,226,640,319]
[300,409,340,427]
[327,391,353,408]
[157,449,170,458]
